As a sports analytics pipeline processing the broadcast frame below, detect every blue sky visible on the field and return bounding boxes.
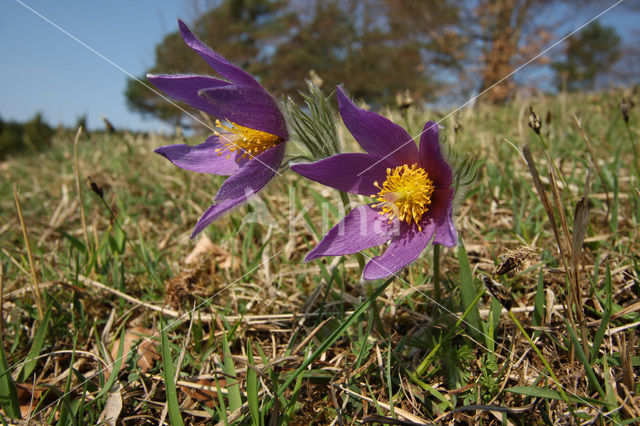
[1,0,189,132]
[0,1,636,132]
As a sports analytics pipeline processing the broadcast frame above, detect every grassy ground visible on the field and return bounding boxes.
[1,88,639,425]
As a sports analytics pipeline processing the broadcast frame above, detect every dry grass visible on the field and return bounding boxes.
[1,88,639,424]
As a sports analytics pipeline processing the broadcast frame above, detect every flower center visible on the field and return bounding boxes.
[372,164,434,230]
[214,119,282,160]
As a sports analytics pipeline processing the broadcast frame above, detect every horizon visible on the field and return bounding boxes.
[1,0,637,133]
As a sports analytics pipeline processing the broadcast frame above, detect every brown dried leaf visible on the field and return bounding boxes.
[571,170,591,269]
[97,384,122,426]
[184,234,236,270]
[180,379,222,408]
[184,234,215,265]
[16,383,42,418]
[110,326,159,373]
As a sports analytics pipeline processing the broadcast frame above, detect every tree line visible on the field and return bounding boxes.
[125,0,630,127]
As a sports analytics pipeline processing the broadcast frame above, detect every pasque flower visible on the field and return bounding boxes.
[291,87,457,280]
[149,20,288,237]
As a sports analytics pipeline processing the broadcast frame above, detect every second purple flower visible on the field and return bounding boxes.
[292,87,457,280]
[149,20,288,238]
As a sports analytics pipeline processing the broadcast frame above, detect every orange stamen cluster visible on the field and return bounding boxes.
[372,164,434,230]
[214,119,281,159]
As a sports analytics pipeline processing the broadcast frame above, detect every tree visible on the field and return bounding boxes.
[126,0,463,125]
[0,113,53,159]
[267,0,445,105]
[125,0,292,126]
[453,0,622,103]
[127,0,635,123]
[383,0,466,98]
[551,20,621,91]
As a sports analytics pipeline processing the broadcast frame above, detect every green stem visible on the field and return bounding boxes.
[624,121,640,177]
[339,190,351,212]
[537,132,570,194]
[536,131,549,151]
[366,279,386,336]
[433,244,441,301]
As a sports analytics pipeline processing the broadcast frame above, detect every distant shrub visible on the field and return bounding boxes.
[0,113,54,159]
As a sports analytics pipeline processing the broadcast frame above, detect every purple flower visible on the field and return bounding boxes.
[149,20,288,238]
[291,87,457,280]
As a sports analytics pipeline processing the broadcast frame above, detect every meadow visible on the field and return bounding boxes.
[1,88,639,424]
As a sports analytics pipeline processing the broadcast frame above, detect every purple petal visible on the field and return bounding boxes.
[214,142,285,201]
[146,74,229,118]
[200,86,288,140]
[337,87,418,166]
[306,205,393,261]
[418,121,452,188]
[154,135,247,176]
[291,153,393,196]
[362,222,435,280]
[191,196,246,238]
[178,20,262,90]
[430,188,457,246]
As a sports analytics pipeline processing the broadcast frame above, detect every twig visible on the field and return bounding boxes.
[291,317,333,356]
[337,384,429,425]
[330,382,345,426]
[78,274,360,323]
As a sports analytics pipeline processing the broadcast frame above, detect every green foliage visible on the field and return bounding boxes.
[456,244,483,343]
[125,0,456,125]
[552,20,621,91]
[160,323,184,426]
[0,341,21,419]
[0,113,54,159]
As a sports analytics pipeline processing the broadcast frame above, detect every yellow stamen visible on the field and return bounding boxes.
[371,164,434,230]
[214,119,281,159]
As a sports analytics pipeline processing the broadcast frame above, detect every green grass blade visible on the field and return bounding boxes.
[414,289,484,377]
[18,303,52,381]
[246,340,260,426]
[562,318,606,398]
[386,339,394,417]
[590,264,612,362]
[506,386,606,406]
[0,338,21,419]
[221,332,242,413]
[283,373,305,421]
[57,333,79,426]
[95,328,124,400]
[214,375,228,425]
[277,277,394,395]
[457,244,483,343]
[160,323,184,426]
[602,357,619,416]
